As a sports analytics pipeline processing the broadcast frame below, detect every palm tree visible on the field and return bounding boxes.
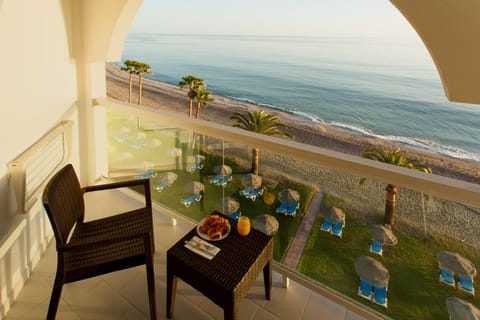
[135,61,152,105]
[179,75,205,118]
[120,59,138,103]
[194,87,213,119]
[361,145,432,226]
[230,109,293,175]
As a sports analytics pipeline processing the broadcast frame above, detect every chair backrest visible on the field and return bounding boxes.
[42,164,85,246]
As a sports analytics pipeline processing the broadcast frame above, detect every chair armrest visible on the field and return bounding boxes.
[84,178,152,207]
[58,227,152,252]
[84,178,149,192]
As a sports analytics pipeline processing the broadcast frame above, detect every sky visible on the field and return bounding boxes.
[129,0,418,39]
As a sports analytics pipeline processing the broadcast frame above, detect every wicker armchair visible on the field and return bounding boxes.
[42,164,156,319]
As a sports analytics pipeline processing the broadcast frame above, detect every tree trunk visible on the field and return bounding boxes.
[128,73,133,103]
[189,99,193,118]
[138,74,143,105]
[252,147,259,175]
[384,184,397,226]
[195,102,201,119]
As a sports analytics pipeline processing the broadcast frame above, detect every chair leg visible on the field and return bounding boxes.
[145,241,157,320]
[47,270,65,320]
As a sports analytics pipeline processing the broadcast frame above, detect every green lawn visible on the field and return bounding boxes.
[297,194,480,320]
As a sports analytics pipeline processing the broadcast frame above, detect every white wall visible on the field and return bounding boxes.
[0,0,78,316]
[0,0,142,316]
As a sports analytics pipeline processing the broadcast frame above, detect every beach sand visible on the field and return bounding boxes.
[105,63,479,184]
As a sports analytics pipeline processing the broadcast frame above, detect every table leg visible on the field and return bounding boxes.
[166,272,177,318]
[224,300,236,320]
[263,260,272,300]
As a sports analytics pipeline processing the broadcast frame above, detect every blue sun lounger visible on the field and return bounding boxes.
[439,268,455,287]
[180,193,202,207]
[358,278,372,300]
[239,187,253,197]
[372,285,388,308]
[229,210,241,220]
[285,202,299,217]
[209,174,222,184]
[153,181,169,192]
[135,169,157,179]
[276,201,289,214]
[459,275,475,295]
[186,162,204,173]
[321,218,333,232]
[370,239,383,256]
[218,175,232,187]
[331,220,345,237]
[246,187,264,201]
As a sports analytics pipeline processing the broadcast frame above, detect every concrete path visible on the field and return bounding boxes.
[283,192,323,269]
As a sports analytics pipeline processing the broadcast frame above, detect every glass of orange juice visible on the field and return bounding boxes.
[237,216,251,236]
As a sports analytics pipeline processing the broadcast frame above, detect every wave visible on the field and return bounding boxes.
[290,110,325,123]
[230,96,324,122]
[330,122,480,162]
[228,96,479,162]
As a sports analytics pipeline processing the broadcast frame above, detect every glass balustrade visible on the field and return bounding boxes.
[104,103,480,320]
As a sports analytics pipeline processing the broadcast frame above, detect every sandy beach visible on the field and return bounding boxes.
[105,63,479,184]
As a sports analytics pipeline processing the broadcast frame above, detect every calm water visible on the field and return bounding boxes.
[121,34,480,162]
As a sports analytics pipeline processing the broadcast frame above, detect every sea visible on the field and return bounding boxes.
[121,34,480,162]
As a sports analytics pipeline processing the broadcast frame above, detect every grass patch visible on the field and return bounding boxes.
[297,194,480,320]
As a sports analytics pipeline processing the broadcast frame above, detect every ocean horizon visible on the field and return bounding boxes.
[121,34,480,162]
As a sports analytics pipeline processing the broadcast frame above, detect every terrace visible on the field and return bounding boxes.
[4,185,370,320]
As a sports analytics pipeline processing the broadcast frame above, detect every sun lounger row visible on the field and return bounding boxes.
[209,175,232,187]
[358,278,388,308]
[239,187,264,201]
[276,201,299,217]
[320,218,345,237]
[439,268,475,295]
[180,193,202,207]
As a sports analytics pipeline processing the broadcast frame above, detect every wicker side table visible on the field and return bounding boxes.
[167,213,273,320]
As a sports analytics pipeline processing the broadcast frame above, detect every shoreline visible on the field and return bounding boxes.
[105,63,479,184]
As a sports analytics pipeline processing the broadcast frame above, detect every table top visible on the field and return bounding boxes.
[167,213,273,292]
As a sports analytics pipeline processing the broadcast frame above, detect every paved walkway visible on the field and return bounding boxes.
[283,192,324,269]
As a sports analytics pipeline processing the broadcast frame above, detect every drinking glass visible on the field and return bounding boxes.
[237,216,251,236]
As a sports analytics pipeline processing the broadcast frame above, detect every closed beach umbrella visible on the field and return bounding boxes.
[242,173,262,188]
[217,197,240,215]
[354,256,390,286]
[253,214,279,236]
[278,189,300,204]
[324,206,345,223]
[446,297,480,320]
[370,225,398,246]
[214,164,232,176]
[438,251,477,277]
[184,181,204,194]
[157,172,177,185]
